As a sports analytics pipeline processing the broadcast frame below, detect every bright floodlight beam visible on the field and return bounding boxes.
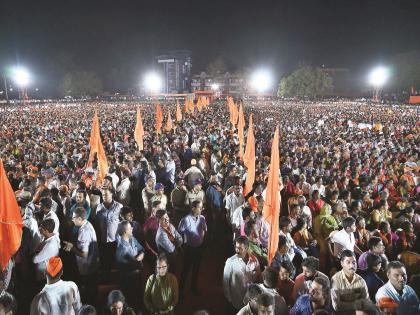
[368,66,389,87]
[12,67,30,87]
[144,72,162,92]
[251,70,272,93]
[211,83,219,91]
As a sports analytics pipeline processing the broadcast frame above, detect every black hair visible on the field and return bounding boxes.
[263,267,279,288]
[367,236,382,250]
[257,292,274,308]
[340,249,356,262]
[40,219,55,233]
[235,235,249,248]
[74,207,87,220]
[387,261,405,273]
[120,206,133,216]
[279,216,291,230]
[366,253,382,271]
[107,290,126,308]
[342,216,356,229]
[302,256,319,273]
[40,197,53,210]
[0,292,17,314]
[242,207,252,220]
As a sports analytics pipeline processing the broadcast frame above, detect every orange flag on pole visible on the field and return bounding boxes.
[237,103,245,158]
[134,108,144,151]
[166,110,173,132]
[176,100,182,121]
[184,98,189,113]
[155,104,163,134]
[243,114,255,196]
[87,112,109,184]
[0,159,23,270]
[263,126,280,265]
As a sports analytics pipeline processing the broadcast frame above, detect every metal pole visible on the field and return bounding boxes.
[3,75,9,104]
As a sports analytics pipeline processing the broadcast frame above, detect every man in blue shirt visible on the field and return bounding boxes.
[115,220,145,309]
[376,261,419,315]
[178,200,207,296]
[290,277,334,315]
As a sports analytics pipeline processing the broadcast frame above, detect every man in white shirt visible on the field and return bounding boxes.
[30,256,81,315]
[63,207,99,306]
[116,169,131,206]
[225,185,244,225]
[223,236,261,311]
[33,219,60,282]
[331,216,362,257]
[40,198,59,235]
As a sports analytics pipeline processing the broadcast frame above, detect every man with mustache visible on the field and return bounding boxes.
[375,261,419,315]
[290,276,333,315]
[331,250,369,314]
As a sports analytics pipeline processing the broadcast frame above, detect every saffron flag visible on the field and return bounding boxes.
[196,97,202,112]
[0,159,23,270]
[184,98,189,113]
[263,126,280,265]
[237,103,245,158]
[166,110,173,131]
[243,114,255,196]
[87,112,109,184]
[134,108,144,151]
[176,100,182,121]
[155,104,163,134]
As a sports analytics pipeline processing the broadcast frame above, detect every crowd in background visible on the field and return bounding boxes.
[0,99,419,315]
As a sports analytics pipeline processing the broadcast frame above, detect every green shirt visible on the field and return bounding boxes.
[144,273,178,314]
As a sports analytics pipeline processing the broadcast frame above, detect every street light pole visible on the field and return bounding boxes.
[3,74,9,104]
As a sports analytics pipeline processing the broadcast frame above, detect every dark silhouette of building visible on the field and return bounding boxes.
[157,50,192,93]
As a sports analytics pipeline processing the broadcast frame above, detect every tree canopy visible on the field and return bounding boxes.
[277,66,333,99]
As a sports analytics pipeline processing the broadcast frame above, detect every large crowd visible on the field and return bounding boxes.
[0,99,419,315]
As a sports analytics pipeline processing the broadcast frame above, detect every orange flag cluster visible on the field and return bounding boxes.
[263,126,280,265]
[0,159,23,270]
[227,96,238,127]
[155,104,163,134]
[243,114,255,196]
[87,112,109,184]
[134,109,144,151]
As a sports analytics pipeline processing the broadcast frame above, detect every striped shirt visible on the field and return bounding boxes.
[331,270,368,313]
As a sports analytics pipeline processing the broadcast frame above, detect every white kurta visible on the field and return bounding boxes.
[30,280,82,315]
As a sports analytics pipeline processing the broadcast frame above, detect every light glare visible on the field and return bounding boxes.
[144,72,162,92]
[251,70,272,92]
[368,66,389,87]
[12,67,30,87]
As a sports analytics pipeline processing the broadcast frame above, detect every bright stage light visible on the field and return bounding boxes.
[368,66,389,87]
[12,67,31,87]
[211,83,219,90]
[251,70,272,92]
[143,72,162,92]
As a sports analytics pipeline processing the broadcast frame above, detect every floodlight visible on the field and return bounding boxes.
[12,67,30,87]
[144,72,162,92]
[368,66,389,87]
[251,70,272,92]
[211,83,219,90]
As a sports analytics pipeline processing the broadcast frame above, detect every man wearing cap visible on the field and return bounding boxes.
[30,256,82,315]
[375,261,419,315]
[63,207,98,306]
[33,219,60,283]
[183,159,204,190]
[96,189,123,274]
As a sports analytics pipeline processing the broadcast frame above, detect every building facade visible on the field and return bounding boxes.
[156,50,192,93]
[191,72,247,96]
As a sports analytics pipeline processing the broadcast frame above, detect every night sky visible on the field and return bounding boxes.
[1,0,420,93]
